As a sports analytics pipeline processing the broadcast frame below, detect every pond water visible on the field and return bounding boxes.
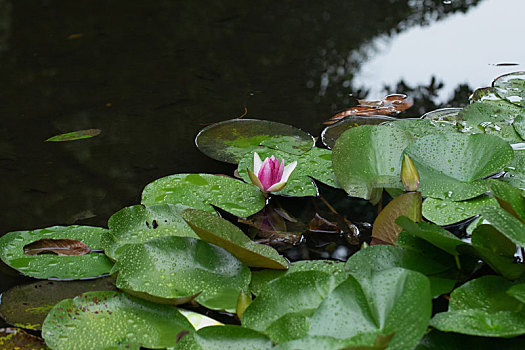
[1,0,524,329]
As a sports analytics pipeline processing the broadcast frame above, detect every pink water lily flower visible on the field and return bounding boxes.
[247,152,297,193]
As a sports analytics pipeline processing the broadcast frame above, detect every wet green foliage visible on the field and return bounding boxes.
[2,72,525,348]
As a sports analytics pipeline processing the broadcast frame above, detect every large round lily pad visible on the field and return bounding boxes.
[0,226,113,279]
[405,133,514,201]
[181,208,288,269]
[112,236,251,311]
[41,291,194,350]
[101,204,199,260]
[141,173,265,218]
[0,277,116,331]
[173,325,273,350]
[237,147,339,197]
[493,71,525,107]
[195,119,315,164]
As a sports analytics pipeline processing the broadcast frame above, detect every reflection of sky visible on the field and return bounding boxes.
[354,0,525,102]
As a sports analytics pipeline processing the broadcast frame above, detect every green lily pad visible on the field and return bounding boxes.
[493,71,525,107]
[469,86,500,102]
[416,330,525,350]
[101,204,199,260]
[242,270,344,343]
[513,114,525,139]
[507,284,525,304]
[430,275,525,337]
[308,268,432,350]
[395,217,467,256]
[422,196,498,226]
[386,119,460,138]
[237,147,339,197]
[456,101,524,142]
[141,173,265,218]
[41,291,194,350]
[321,115,397,149]
[181,208,288,269]
[173,325,272,350]
[0,277,116,331]
[0,328,47,349]
[274,333,392,350]
[332,125,413,204]
[112,236,250,311]
[480,205,525,247]
[405,133,513,201]
[469,224,525,280]
[249,260,347,297]
[195,119,314,164]
[488,179,525,222]
[421,108,462,122]
[45,129,101,142]
[0,226,113,279]
[502,150,525,190]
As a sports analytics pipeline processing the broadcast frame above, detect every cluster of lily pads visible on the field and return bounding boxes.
[1,72,525,349]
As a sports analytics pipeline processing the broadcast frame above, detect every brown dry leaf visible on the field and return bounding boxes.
[0,328,47,349]
[308,213,340,234]
[23,238,92,256]
[324,94,413,125]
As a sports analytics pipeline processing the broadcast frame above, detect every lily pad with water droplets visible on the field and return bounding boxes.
[421,108,463,122]
[422,196,498,226]
[493,71,525,107]
[141,173,265,218]
[430,275,525,337]
[502,150,525,190]
[111,236,251,312]
[405,133,513,201]
[172,325,272,350]
[237,147,339,197]
[195,119,315,164]
[241,270,345,343]
[101,204,199,260]
[308,268,431,350]
[0,277,116,331]
[479,205,525,247]
[181,208,288,269]
[41,291,194,350]
[0,226,113,279]
[332,125,414,204]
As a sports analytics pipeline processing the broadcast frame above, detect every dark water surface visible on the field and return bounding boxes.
[0,0,519,325]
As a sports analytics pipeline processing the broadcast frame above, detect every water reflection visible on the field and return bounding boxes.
[0,1,486,297]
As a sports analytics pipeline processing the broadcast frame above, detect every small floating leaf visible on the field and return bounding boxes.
[141,173,266,218]
[41,291,194,350]
[45,129,101,142]
[196,119,314,164]
[23,238,91,256]
[493,71,525,107]
[181,208,288,269]
[0,226,113,279]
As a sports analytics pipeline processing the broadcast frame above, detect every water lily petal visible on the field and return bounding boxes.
[253,152,263,174]
[281,161,297,183]
[267,181,287,193]
[247,167,264,191]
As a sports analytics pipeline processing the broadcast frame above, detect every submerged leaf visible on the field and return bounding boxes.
[0,328,47,349]
[45,129,101,142]
[23,238,92,256]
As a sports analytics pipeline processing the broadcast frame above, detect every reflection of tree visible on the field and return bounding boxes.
[0,0,483,236]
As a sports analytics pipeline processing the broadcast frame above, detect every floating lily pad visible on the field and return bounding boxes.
[195,119,314,164]
[493,71,525,107]
[321,115,397,149]
[112,236,250,311]
[405,133,513,201]
[101,204,199,260]
[416,330,525,350]
[242,270,344,343]
[479,205,525,246]
[456,101,524,142]
[173,325,272,350]
[141,173,265,218]
[237,147,339,197]
[45,129,101,142]
[181,208,288,269]
[430,276,525,337]
[421,108,462,122]
[332,125,413,204]
[0,226,113,279]
[488,179,525,222]
[422,196,498,226]
[386,119,459,139]
[502,150,525,189]
[42,291,194,350]
[308,268,431,350]
[0,277,116,331]
[0,328,47,349]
